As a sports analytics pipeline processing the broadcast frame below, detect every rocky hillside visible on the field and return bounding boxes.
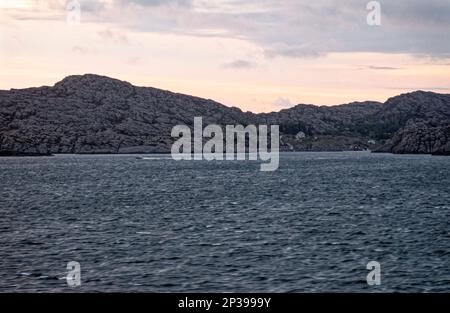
[0,75,251,154]
[375,120,450,154]
[0,74,449,155]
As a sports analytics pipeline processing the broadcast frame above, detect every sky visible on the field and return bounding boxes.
[0,0,449,112]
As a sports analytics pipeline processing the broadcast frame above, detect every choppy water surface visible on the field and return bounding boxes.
[1,152,450,292]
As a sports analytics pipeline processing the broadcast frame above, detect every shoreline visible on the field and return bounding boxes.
[0,151,54,157]
[1,150,448,157]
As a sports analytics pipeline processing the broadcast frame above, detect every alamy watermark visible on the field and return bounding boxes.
[366,261,381,286]
[366,1,381,26]
[66,261,81,287]
[171,117,280,171]
[66,0,81,25]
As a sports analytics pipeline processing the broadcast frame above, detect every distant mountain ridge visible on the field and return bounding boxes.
[1,74,449,155]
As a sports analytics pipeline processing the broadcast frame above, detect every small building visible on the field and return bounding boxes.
[296,131,306,140]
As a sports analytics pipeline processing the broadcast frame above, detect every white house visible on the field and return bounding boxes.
[296,131,306,140]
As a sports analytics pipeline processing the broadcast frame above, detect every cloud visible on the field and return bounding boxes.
[35,0,106,12]
[221,59,255,69]
[273,97,294,108]
[364,65,402,70]
[98,29,129,44]
[72,45,88,54]
[386,86,450,92]
[116,0,192,7]
[125,56,141,65]
[5,0,450,58]
[264,45,325,59]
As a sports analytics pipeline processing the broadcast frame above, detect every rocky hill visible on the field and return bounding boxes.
[0,75,251,154]
[0,74,449,155]
[375,120,450,154]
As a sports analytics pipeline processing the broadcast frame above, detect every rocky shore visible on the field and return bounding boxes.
[375,121,450,155]
[0,151,53,157]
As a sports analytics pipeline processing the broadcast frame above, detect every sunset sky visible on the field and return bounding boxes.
[0,0,449,112]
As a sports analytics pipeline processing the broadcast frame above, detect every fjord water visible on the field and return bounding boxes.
[1,152,449,292]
